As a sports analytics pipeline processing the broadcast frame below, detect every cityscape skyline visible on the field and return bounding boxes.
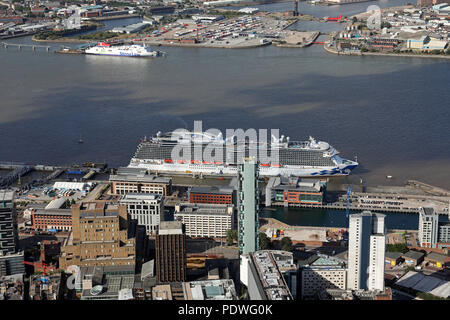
[0,0,449,310]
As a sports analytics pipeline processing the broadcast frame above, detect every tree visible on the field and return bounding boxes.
[386,243,408,253]
[352,17,357,23]
[259,232,271,250]
[226,229,238,246]
[280,237,293,252]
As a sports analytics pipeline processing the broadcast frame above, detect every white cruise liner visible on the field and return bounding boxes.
[127,131,359,178]
[84,43,162,57]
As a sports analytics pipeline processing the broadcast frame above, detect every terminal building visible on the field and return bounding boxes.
[265,177,325,207]
[110,167,172,196]
[59,202,137,270]
[174,203,234,238]
[111,22,152,34]
[119,193,163,236]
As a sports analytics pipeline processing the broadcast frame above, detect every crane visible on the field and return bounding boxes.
[22,261,55,276]
[346,185,352,218]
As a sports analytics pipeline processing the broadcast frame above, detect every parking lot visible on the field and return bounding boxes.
[140,14,317,48]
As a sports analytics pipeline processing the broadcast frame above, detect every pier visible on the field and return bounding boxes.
[1,42,51,52]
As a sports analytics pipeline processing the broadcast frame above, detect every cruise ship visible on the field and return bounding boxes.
[127,131,358,177]
[84,43,162,57]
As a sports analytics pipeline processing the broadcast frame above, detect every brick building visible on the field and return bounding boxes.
[188,186,234,205]
[31,209,72,231]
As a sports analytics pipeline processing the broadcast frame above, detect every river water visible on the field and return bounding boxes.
[0,1,449,228]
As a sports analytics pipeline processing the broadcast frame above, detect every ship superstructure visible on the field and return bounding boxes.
[128,131,358,177]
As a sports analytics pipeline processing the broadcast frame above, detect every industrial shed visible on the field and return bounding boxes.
[396,271,450,299]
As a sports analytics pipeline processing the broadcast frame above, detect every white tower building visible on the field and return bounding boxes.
[347,211,386,292]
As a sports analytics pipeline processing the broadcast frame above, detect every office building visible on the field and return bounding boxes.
[419,207,439,248]
[438,223,450,247]
[238,158,259,255]
[300,254,347,299]
[110,167,172,196]
[241,250,293,300]
[155,221,186,283]
[0,252,25,277]
[347,211,386,292]
[189,186,234,205]
[0,191,24,276]
[0,191,18,256]
[265,177,325,206]
[119,193,163,235]
[182,279,237,300]
[417,207,450,249]
[174,203,234,238]
[59,202,137,270]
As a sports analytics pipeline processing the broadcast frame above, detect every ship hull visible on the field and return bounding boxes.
[128,160,357,177]
[85,51,158,57]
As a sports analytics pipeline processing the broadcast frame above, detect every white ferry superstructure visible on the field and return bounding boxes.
[84,43,162,57]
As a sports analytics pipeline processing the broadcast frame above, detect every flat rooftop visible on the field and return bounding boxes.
[110,167,171,184]
[33,208,71,216]
[183,279,237,300]
[119,193,162,202]
[159,221,183,235]
[190,186,234,195]
[251,250,293,300]
[79,202,119,212]
[0,190,14,202]
[175,203,233,216]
